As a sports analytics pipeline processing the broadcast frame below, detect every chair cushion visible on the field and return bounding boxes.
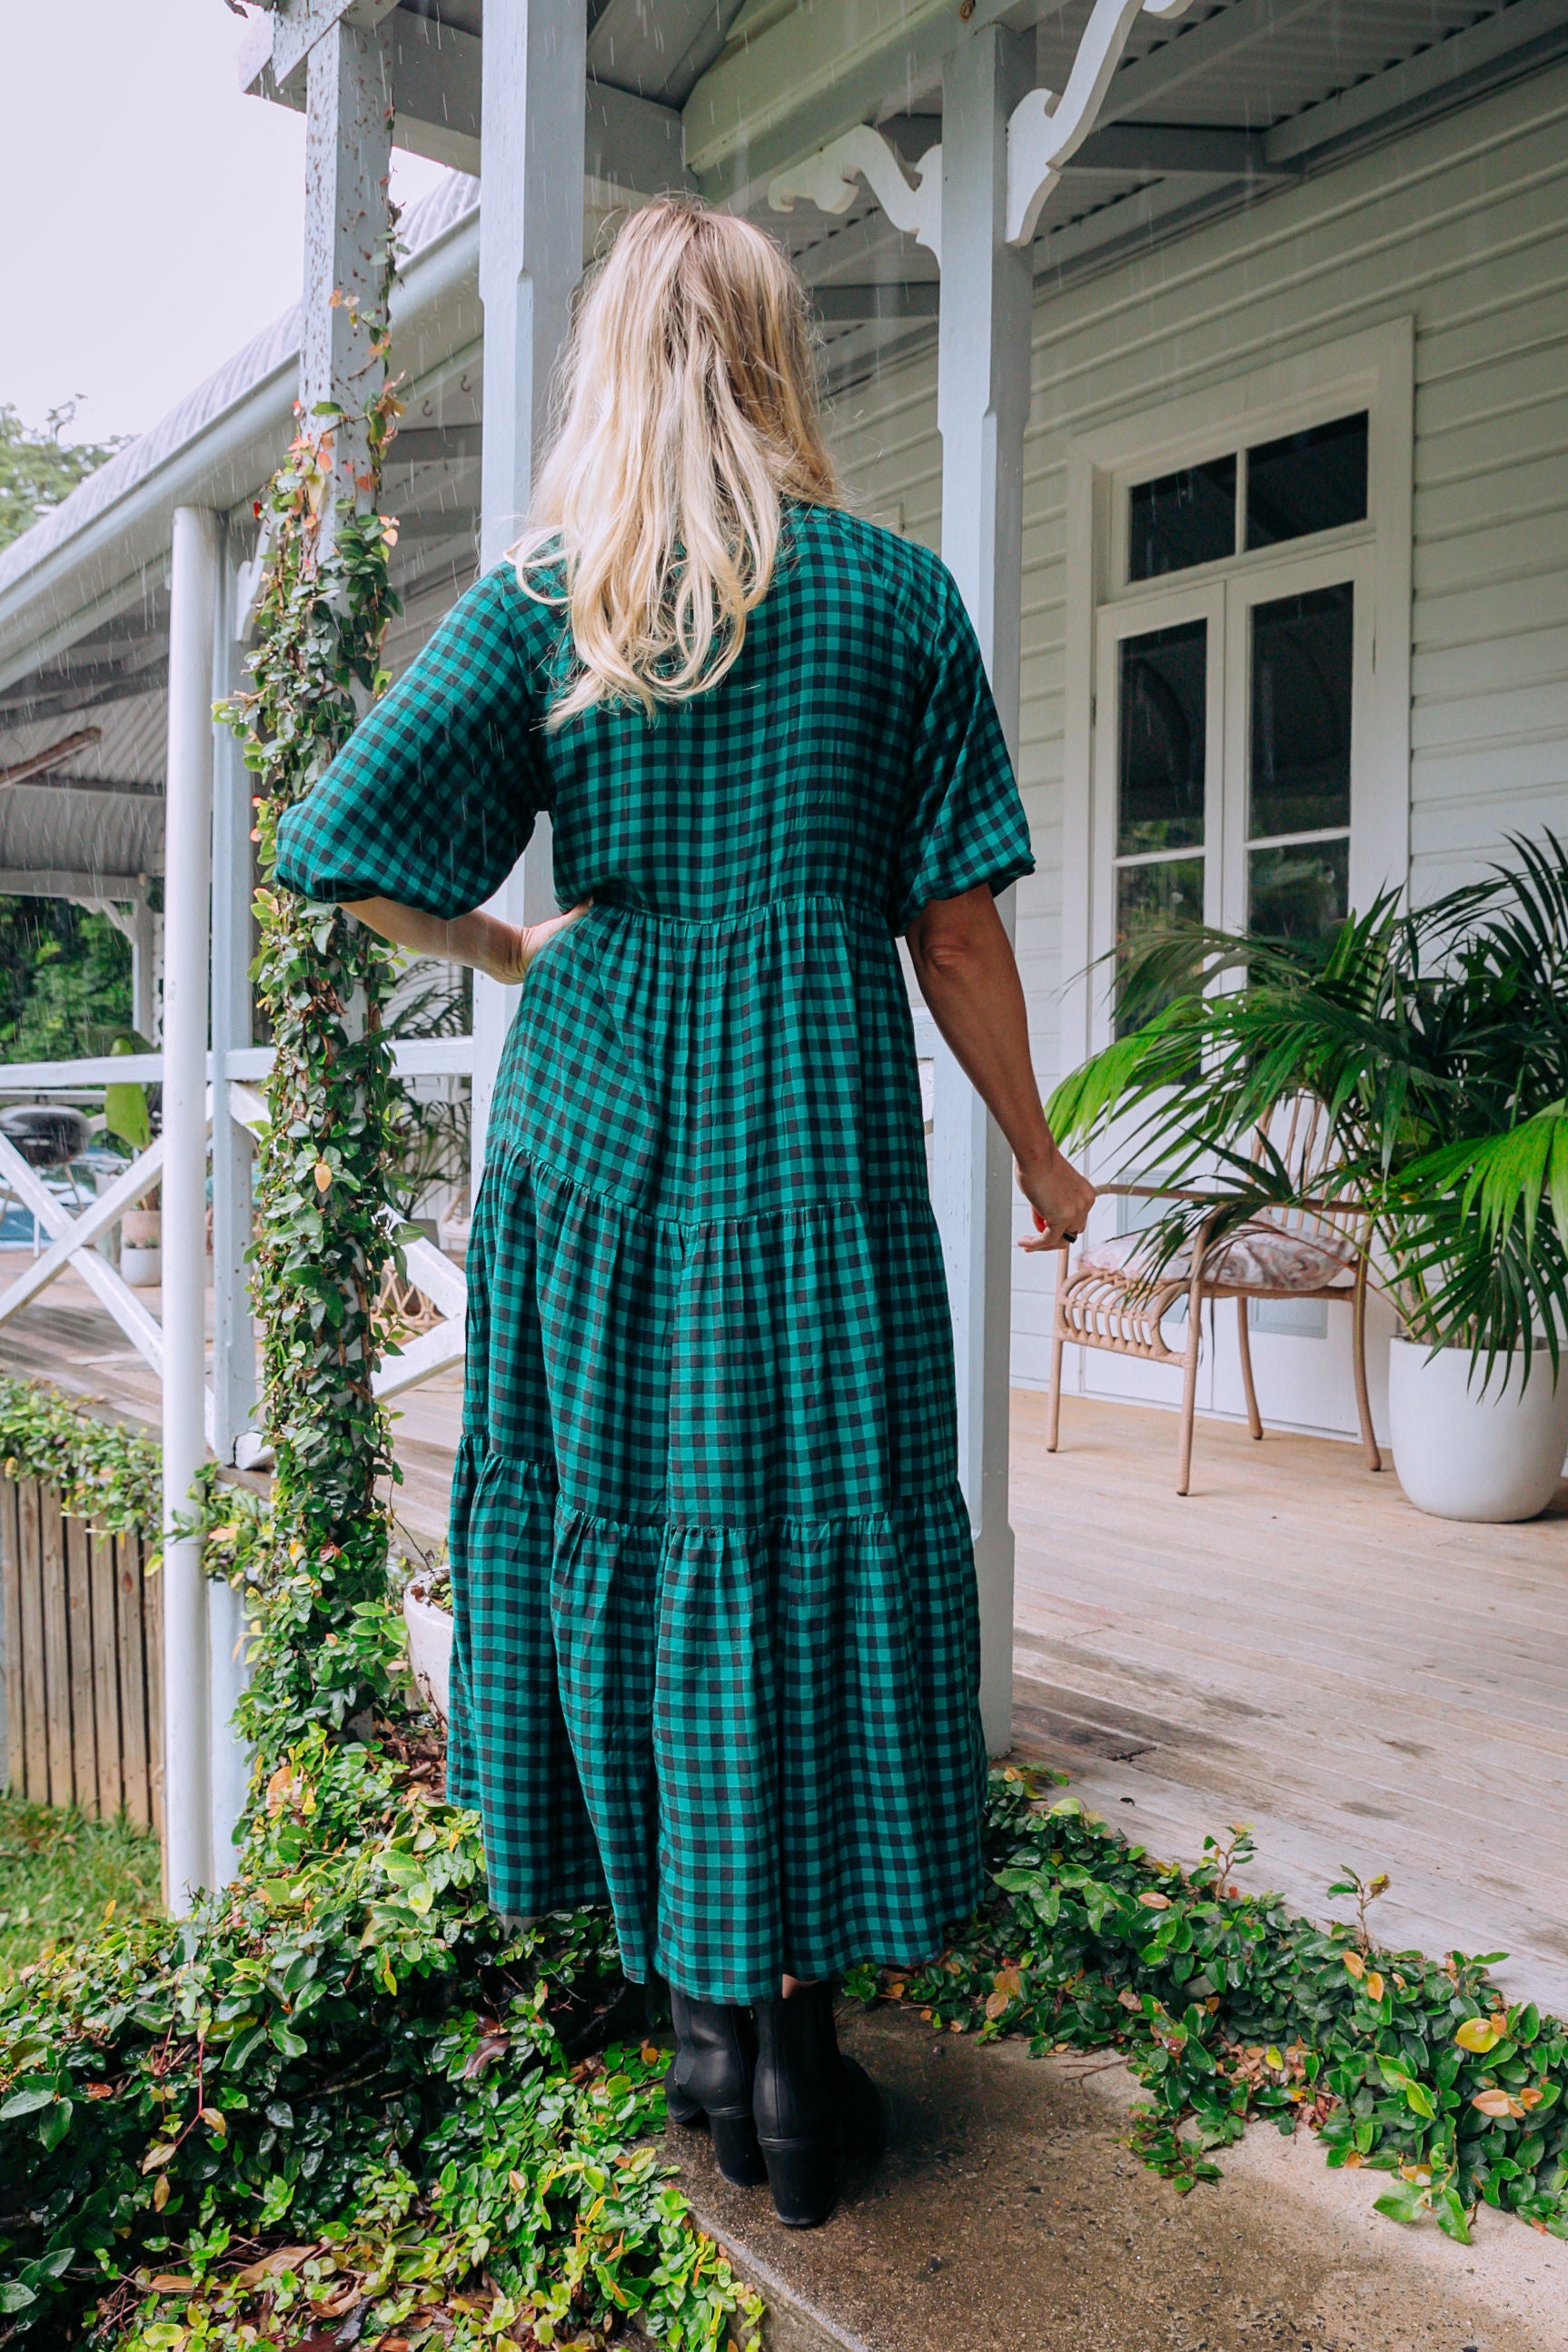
[1075,1214,1357,1295]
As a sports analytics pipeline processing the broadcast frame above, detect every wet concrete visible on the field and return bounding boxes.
[666,2008,1568,2352]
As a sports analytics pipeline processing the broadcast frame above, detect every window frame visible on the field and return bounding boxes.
[1061,321,1414,1068]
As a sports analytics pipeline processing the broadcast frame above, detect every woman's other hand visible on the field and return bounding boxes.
[906,884,1095,1251]
[1016,1147,1096,1252]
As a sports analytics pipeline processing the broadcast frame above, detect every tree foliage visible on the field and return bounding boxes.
[0,402,127,555]
[0,900,133,1065]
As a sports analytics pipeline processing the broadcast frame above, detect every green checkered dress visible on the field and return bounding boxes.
[275,502,1033,2001]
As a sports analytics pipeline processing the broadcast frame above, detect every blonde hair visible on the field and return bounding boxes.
[512,197,842,726]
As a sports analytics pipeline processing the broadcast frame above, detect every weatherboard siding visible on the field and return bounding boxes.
[829,55,1568,1404]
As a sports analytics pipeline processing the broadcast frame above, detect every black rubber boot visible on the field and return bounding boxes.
[665,1990,767,2188]
[752,1982,874,2228]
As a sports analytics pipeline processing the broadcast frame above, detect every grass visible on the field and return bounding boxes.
[0,1788,162,1990]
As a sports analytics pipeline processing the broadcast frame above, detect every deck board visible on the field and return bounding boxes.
[3,1265,1565,2005]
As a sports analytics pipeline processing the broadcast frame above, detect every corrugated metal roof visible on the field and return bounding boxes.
[0,172,479,607]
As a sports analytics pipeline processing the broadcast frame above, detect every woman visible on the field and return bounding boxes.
[276,196,1093,2228]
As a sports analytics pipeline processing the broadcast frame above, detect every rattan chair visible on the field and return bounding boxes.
[1045,1095,1382,1494]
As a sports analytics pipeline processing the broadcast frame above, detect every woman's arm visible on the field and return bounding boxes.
[905,884,1095,1251]
[343,896,589,986]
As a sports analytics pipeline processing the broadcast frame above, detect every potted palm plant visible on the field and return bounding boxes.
[1048,833,1568,1523]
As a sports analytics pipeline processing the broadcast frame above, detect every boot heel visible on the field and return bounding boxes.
[759,2132,838,2228]
[710,2109,768,2188]
[663,2077,704,2128]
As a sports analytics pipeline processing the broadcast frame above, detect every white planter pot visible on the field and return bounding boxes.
[403,1583,453,1722]
[121,1209,161,1288]
[1388,1335,1568,1523]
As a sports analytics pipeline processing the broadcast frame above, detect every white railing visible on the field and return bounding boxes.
[0,1043,474,1463]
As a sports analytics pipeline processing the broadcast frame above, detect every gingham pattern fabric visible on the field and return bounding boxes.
[276,502,1035,2000]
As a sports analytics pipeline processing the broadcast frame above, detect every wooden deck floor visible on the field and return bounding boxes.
[1015,1389,1568,2013]
[5,1265,1566,2007]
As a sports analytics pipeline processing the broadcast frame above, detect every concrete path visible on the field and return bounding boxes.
[670,2008,1568,2352]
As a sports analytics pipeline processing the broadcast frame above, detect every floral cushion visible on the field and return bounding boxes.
[1075,1214,1357,1295]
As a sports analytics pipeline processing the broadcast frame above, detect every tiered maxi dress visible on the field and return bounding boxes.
[275,501,1034,2003]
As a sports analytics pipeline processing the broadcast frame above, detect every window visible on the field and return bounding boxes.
[1067,324,1412,1066]
[1124,412,1368,581]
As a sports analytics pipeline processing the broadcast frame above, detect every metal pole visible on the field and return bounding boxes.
[936,23,1034,1757]
[162,503,221,1908]
[471,0,585,1200]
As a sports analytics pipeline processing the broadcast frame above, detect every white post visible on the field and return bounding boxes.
[208,538,258,1878]
[303,19,395,534]
[936,22,1034,1757]
[211,545,259,1470]
[130,897,156,1040]
[162,504,221,1908]
[471,0,585,1198]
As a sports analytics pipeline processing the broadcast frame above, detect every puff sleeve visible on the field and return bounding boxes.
[274,565,547,918]
[891,562,1034,933]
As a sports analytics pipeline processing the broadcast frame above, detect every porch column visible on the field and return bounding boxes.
[936,22,1035,1757]
[471,0,585,1196]
[303,18,395,537]
[208,537,258,1878]
[129,897,156,1039]
[162,503,222,1909]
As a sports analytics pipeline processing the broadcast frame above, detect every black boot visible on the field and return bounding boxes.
[752,1982,883,2228]
[665,1990,767,2188]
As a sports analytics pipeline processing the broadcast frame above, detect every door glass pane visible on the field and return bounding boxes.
[1246,412,1368,549]
[1249,584,1354,839]
[1115,856,1205,1035]
[1248,839,1349,941]
[1128,454,1236,580]
[1118,620,1207,855]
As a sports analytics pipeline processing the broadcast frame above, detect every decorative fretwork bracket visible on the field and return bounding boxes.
[770,122,943,263]
[769,0,1200,259]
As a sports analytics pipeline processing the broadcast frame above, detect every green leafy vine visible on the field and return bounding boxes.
[217,222,409,1750]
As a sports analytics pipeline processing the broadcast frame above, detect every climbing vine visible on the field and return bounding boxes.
[0,1378,161,1552]
[217,217,410,1744]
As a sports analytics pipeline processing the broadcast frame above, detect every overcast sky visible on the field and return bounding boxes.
[0,0,446,444]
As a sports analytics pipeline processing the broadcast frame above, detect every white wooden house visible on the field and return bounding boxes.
[0,0,1564,1900]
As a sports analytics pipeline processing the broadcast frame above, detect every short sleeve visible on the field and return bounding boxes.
[891,565,1034,933]
[274,567,545,918]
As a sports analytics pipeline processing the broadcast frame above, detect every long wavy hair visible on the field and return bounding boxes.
[512,196,842,726]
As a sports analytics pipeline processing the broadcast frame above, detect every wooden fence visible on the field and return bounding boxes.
[0,1477,163,1834]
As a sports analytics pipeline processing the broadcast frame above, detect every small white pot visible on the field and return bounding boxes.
[121,1209,161,1288]
[402,1583,453,1722]
[1388,1335,1568,1523]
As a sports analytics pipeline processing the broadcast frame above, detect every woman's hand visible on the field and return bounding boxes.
[475,900,591,984]
[907,886,1095,1252]
[343,893,591,981]
[1016,1146,1096,1253]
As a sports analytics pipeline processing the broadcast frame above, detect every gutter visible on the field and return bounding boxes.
[0,200,481,700]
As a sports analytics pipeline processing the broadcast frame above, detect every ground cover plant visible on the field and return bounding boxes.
[0,1448,763,2351]
[854,1773,1568,2244]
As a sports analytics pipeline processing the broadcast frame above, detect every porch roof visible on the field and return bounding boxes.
[0,0,1563,898]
